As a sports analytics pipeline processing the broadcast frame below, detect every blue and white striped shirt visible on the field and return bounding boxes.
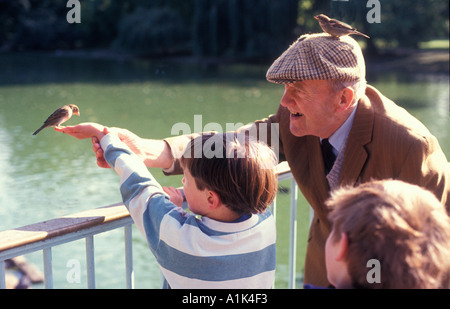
[101,134,276,289]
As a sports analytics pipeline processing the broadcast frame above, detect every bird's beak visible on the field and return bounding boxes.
[314,15,319,20]
[75,111,80,116]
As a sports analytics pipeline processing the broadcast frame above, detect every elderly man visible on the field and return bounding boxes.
[59,33,450,287]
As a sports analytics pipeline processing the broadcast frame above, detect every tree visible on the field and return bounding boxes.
[192,0,298,60]
[1,0,448,57]
[366,0,449,48]
[297,0,449,55]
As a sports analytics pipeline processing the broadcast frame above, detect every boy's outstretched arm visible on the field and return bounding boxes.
[56,123,174,169]
[100,133,174,244]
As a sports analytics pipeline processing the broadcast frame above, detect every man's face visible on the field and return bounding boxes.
[280,80,343,138]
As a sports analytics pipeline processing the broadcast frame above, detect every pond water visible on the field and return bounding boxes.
[0,53,448,288]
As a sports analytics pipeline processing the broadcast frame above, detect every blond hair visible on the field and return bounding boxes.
[327,179,450,289]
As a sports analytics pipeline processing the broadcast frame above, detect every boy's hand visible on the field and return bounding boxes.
[91,127,149,168]
[91,136,109,168]
[163,186,184,207]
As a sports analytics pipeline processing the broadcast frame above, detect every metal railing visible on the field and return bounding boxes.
[0,162,302,289]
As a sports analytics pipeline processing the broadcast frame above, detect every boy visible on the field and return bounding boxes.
[323,179,450,289]
[77,124,278,288]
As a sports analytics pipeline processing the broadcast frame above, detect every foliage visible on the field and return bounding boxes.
[192,0,298,60]
[0,0,448,58]
[112,7,191,55]
[366,0,449,48]
[296,0,449,53]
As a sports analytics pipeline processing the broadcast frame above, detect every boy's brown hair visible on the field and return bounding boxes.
[326,179,450,289]
[180,133,278,215]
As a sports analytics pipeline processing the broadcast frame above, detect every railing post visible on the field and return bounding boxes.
[124,224,134,289]
[288,178,298,289]
[269,196,277,288]
[0,260,5,289]
[85,236,95,289]
[43,247,53,289]
[271,196,277,223]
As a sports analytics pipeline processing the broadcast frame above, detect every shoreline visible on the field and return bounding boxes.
[4,47,449,77]
[365,48,449,76]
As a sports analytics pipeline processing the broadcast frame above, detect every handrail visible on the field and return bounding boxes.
[0,203,134,289]
[0,161,299,289]
[0,203,129,254]
[0,162,292,254]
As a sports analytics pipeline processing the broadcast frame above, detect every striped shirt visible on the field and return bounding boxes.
[101,134,276,289]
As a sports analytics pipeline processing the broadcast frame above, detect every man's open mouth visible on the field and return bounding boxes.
[291,112,303,117]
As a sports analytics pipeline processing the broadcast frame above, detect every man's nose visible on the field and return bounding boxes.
[280,89,294,107]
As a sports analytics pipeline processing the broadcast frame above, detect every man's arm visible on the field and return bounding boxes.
[162,113,283,175]
[57,123,174,169]
[92,131,173,169]
[398,134,450,212]
[58,111,284,175]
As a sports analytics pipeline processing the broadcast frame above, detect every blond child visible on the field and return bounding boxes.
[323,179,450,289]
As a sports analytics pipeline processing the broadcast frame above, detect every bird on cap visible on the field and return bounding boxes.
[315,14,370,39]
[32,104,80,135]
[266,32,366,84]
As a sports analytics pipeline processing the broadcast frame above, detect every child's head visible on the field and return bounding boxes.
[325,179,450,289]
[180,133,278,216]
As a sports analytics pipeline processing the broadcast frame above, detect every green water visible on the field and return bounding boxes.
[0,53,448,288]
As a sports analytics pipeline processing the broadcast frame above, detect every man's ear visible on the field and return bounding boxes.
[206,190,221,210]
[335,232,349,261]
[338,87,354,112]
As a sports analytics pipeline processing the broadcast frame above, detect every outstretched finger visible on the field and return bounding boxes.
[54,126,64,132]
[163,186,176,195]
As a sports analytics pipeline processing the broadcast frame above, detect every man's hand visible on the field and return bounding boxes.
[55,122,106,140]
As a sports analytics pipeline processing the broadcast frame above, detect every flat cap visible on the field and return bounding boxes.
[266,33,365,84]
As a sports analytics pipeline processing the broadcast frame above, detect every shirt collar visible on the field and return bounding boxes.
[321,103,358,155]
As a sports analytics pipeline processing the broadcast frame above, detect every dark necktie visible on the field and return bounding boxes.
[321,139,336,174]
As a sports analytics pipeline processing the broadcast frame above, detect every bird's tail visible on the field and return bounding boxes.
[355,31,370,39]
[32,125,45,135]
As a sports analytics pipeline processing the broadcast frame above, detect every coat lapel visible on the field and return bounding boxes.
[339,97,374,187]
[307,136,330,196]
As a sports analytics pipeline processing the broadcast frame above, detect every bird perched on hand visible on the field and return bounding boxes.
[32,104,80,135]
[315,14,370,39]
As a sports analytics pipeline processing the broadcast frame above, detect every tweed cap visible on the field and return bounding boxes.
[266,33,365,84]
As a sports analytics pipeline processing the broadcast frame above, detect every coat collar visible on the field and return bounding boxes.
[338,94,374,186]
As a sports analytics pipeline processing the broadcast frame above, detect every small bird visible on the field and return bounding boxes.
[32,104,80,135]
[314,14,370,39]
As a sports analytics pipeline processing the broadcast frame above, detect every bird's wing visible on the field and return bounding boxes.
[329,19,356,31]
[42,106,70,126]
